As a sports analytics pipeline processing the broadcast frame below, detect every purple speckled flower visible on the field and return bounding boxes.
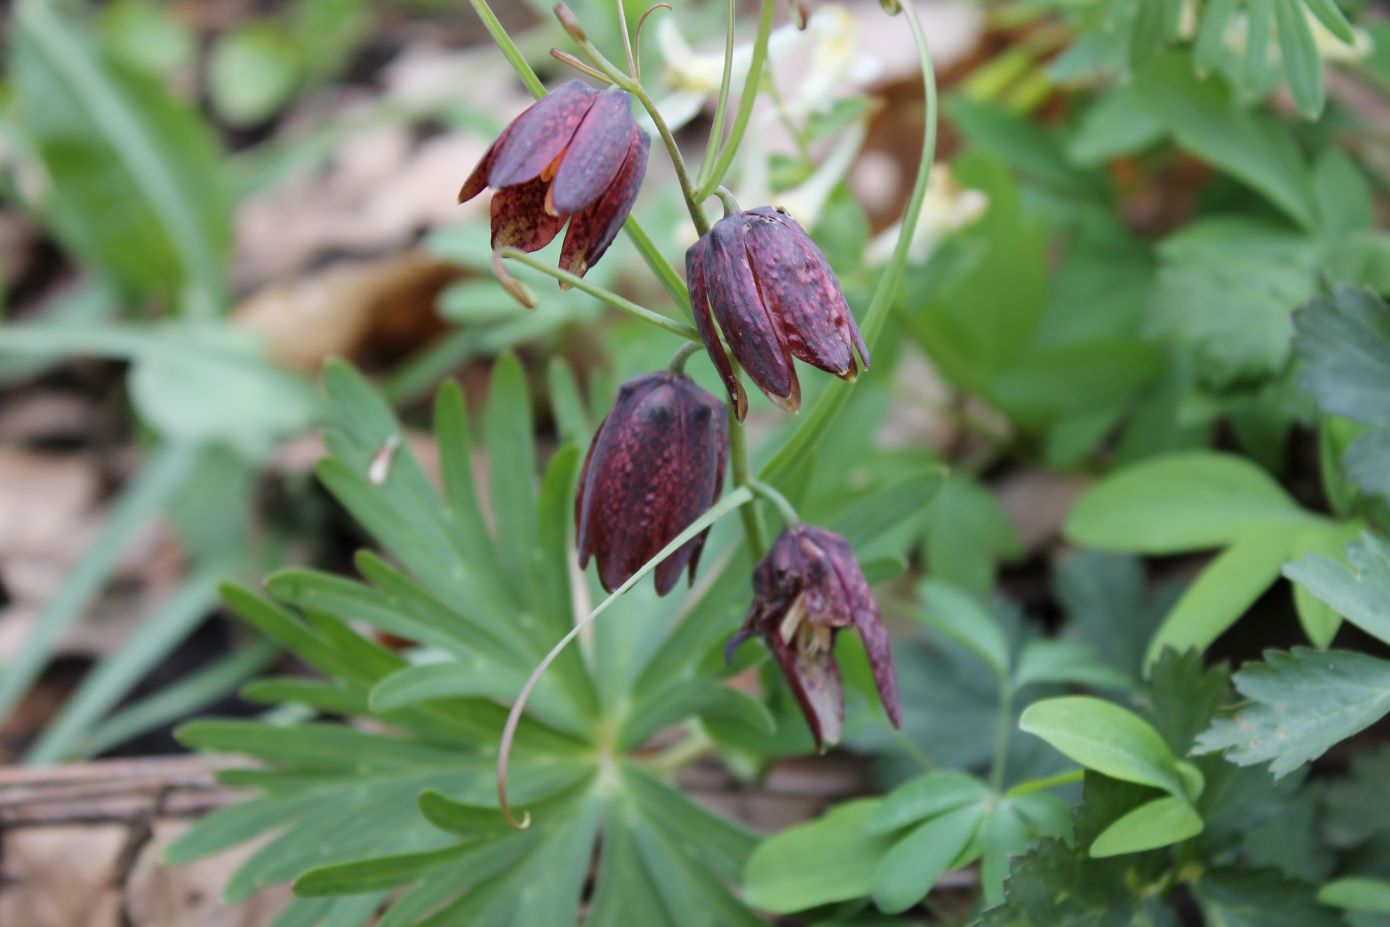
[687,206,868,420]
[459,80,650,281]
[575,372,728,595]
[726,525,899,750]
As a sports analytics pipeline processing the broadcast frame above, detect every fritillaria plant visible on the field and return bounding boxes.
[460,0,942,827]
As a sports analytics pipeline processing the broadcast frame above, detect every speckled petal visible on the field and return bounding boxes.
[705,214,798,411]
[559,128,650,281]
[458,122,513,203]
[652,379,727,594]
[488,80,597,189]
[744,206,864,378]
[549,89,636,215]
[574,373,727,595]
[490,178,567,251]
[687,237,748,421]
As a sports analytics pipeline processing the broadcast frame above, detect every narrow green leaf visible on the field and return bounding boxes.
[1273,0,1324,118]
[1089,795,1203,857]
[1195,0,1239,74]
[1014,640,1134,691]
[486,352,541,603]
[1303,0,1356,43]
[1019,697,1187,797]
[12,0,228,315]
[294,843,479,897]
[26,568,220,765]
[0,444,194,725]
[79,639,279,759]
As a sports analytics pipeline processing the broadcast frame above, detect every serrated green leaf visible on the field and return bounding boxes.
[1195,868,1343,927]
[1066,451,1306,554]
[1295,286,1390,428]
[1195,648,1390,777]
[1019,697,1187,798]
[1089,795,1203,857]
[1285,533,1390,646]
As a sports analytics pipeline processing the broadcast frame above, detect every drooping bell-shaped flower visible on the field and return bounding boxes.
[576,372,728,595]
[725,525,899,749]
[687,206,868,420]
[459,80,651,281]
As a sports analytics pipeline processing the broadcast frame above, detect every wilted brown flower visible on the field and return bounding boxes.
[726,525,899,749]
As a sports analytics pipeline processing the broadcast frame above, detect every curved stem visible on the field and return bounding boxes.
[749,479,799,528]
[499,248,699,341]
[697,0,739,184]
[713,186,741,217]
[497,487,755,827]
[615,0,638,79]
[697,0,776,200]
[758,0,938,483]
[668,341,702,373]
[573,39,710,235]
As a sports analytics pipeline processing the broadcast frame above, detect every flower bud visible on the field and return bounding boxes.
[687,206,868,419]
[725,525,899,750]
[576,372,728,595]
[459,80,651,284]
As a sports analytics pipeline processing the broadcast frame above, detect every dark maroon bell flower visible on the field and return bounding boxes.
[576,372,728,595]
[687,206,868,420]
[725,525,899,750]
[459,80,651,281]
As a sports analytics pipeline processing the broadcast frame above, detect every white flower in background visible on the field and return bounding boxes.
[864,165,988,267]
[771,119,868,227]
[652,15,798,131]
[781,6,882,119]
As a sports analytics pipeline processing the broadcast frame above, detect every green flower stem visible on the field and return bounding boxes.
[697,0,776,200]
[570,36,710,236]
[498,248,698,342]
[667,341,703,373]
[469,0,546,97]
[727,400,767,558]
[468,0,691,314]
[758,0,938,484]
[749,479,800,529]
[696,0,739,184]
[989,680,1014,793]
